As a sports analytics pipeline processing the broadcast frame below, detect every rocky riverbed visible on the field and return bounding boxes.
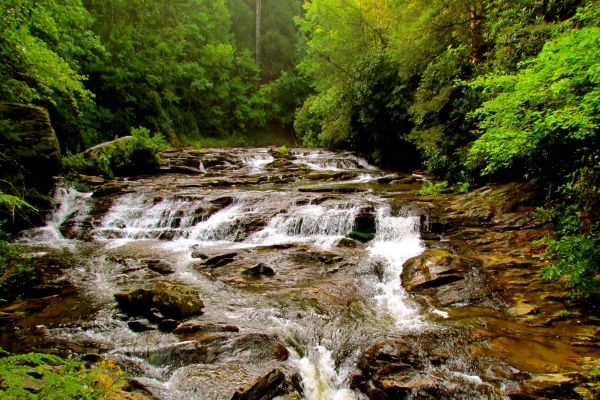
[1,147,598,399]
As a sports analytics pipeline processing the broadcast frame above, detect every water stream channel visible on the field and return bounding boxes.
[3,148,596,399]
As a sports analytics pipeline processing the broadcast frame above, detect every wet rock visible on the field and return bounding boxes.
[158,319,179,332]
[172,322,239,335]
[401,249,478,291]
[231,368,286,400]
[78,174,105,185]
[210,196,234,208]
[114,282,204,320]
[202,252,238,268]
[146,260,175,275]
[242,264,275,278]
[150,282,205,319]
[23,284,63,298]
[347,231,375,243]
[401,248,483,307]
[128,319,156,332]
[335,237,361,248]
[165,165,204,174]
[353,208,376,233]
[0,103,62,229]
[114,288,153,315]
[191,250,208,260]
[92,182,125,198]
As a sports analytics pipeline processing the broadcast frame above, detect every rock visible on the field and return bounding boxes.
[158,319,179,332]
[114,282,204,320]
[114,287,153,316]
[78,174,105,185]
[347,231,375,243]
[231,369,286,400]
[191,250,208,260]
[128,319,156,332]
[150,282,205,319]
[336,237,361,248]
[172,322,240,335]
[353,208,376,233]
[202,252,237,268]
[401,249,476,291]
[92,182,125,198]
[0,103,62,228]
[146,260,175,275]
[164,165,204,174]
[242,264,275,278]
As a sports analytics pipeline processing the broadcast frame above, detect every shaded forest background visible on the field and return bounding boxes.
[0,0,598,296]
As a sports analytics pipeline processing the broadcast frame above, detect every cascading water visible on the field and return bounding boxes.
[18,185,92,246]
[8,148,438,400]
[368,206,426,328]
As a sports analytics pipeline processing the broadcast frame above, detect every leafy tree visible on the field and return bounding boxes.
[0,0,103,150]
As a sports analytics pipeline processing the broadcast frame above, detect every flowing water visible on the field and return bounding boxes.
[7,148,520,399]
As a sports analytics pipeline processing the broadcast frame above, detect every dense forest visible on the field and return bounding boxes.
[0,0,598,295]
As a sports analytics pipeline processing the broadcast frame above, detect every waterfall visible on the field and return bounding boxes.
[18,185,92,246]
[249,204,360,246]
[368,206,425,327]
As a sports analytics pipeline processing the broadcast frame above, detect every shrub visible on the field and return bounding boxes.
[418,181,449,196]
[541,234,600,297]
[96,127,167,177]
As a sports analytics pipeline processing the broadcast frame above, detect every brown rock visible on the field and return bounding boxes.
[231,369,286,400]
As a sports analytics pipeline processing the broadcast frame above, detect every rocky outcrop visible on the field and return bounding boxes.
[114,282,204,320]
[401,248,485,307]
[0,103,61,227]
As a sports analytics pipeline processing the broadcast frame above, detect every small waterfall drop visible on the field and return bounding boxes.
[249,204,359,246]
[18,185,92,246]
[368,206,425,327]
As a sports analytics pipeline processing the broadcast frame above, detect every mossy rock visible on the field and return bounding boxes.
[347,231,376,243]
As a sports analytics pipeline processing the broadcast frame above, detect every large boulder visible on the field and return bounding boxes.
[114,282,204,320]
[0,103,61,227]
[401,248,483,307]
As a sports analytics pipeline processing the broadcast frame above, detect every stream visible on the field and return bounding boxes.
[3,148,595,399]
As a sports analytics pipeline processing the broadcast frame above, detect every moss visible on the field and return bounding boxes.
[347,231,375,242]
[0,351,139,399]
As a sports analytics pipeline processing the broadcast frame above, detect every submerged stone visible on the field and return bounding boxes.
[242,263,275,278]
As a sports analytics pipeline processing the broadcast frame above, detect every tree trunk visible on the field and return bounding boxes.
[256,0,262,67]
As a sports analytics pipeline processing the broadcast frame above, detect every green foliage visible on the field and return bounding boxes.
[0,351,129,399]
[454,182,470,194]
[0,236,37,303]
[418,181,449,196]
[539,158,600,297]
[541,234,600,297]
[468,26,600,179]
[95,127,167,178]
[278,145,289,157]
[0,193,38,222]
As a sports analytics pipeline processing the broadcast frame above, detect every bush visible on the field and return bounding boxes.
[542,234,600,297]
[96,127,167,177]
[418,181,449,196]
